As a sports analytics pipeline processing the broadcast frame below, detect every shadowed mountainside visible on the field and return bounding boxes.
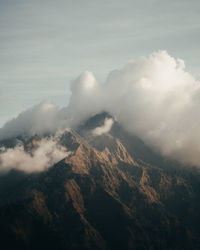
[0,113,200,249]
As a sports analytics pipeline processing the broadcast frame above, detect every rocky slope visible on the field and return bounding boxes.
[0,114,200,250]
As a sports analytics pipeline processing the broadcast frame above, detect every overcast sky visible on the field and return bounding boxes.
[0,0,200,127]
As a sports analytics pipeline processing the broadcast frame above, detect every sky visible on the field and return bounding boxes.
[0,0,200,127]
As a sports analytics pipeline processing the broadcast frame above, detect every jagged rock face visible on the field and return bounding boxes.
[0,114,200,250]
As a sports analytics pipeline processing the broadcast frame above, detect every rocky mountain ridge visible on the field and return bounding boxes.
[0,113,200,249]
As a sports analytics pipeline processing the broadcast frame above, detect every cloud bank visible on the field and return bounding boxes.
[0,133,69,173]
[1,50,200,167]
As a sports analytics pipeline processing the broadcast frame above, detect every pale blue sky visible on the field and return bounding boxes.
[0,0,200,127]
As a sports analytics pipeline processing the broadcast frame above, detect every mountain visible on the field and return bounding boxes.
[0,113,200,250]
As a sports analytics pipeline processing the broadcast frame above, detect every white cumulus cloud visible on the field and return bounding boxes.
[1,50,200,167]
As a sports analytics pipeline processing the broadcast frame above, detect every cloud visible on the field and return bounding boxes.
[1,50,200,167]
[92,118,114,136]
[69,51,200,167]
[0,101,59,139]
[0,133,70,173]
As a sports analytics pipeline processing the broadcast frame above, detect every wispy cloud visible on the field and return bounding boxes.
[92,118,114,136]
[0,133,70,173]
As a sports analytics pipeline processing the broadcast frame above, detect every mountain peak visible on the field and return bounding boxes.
[0,114,200,249]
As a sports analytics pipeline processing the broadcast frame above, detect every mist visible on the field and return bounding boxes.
[0,132,70,173]
[0,50,200,167]
[92,118,114,136]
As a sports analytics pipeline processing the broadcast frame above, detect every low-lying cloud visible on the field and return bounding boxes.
[1,50,200,167]
[92,118,114,136]
[0,134,69,173]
